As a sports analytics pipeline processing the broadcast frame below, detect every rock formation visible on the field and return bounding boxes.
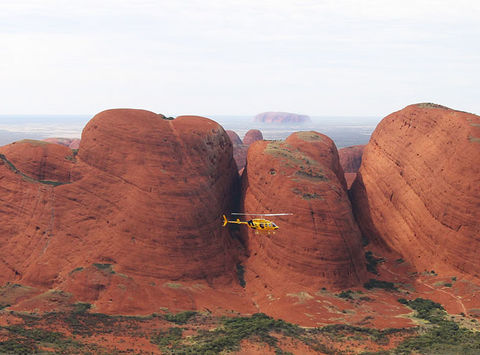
[43,138,81,149]
[226,129,264,172]
[338,145,365,189]
[226,130,248,172]
[240,131,366,290]
[0,140,76,183]
[254,112,311,124]
[350,103,480,278]
[226,130,243,146]
[0,109,242,314]
[243,129,263,146]
[339,145,365,173]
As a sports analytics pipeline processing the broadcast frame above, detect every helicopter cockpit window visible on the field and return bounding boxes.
[259,224,264,228]
[272,223,277,227]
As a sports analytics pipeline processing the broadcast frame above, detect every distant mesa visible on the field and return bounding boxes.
[351,103,480,279]
[254,111,311,124]
[241,131,367,291]
[43,137,81,149]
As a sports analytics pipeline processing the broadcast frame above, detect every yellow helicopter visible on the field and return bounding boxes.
[222,213,292,232]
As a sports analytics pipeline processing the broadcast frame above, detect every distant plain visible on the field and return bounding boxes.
[0,114,380,148]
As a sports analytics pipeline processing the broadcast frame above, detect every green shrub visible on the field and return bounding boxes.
[236,263,246,288]
[151,327,183,347]
[364,279,397,291]
[165,313,303,353]
[72,302,92,314]
[395,319,480,354]
[93,263,115,274]
[164,311,197,324]
[365,251,385,275]
[0,338,37,354]
[337,290,354,300]
[399,298,445,323]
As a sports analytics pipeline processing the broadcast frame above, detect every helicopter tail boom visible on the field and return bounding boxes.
[222,215,248,226]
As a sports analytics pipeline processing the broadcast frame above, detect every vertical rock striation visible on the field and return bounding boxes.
[241,131,366,289]
[350,104,480,277]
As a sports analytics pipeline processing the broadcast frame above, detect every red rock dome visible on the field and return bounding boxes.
[226,130,243,146]
[243,129,263,146]
[350,103,480,277]
[240,131,366,290]
[0,109,242,314]
[0,139,76,183]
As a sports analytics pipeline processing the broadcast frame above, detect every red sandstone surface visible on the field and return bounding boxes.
[339,145,365,189]
[226,130,248,171]
[43,137,81,149]
[0,139,76,183]
[339,144,365,173]
[351,103,480,279]
[344,172,358,190]
[226,129,264,172]
[0,109,250,315]
[243,129,263,146]
[239,131,367,293]
[254,111,311,124]
[226,130,243,146]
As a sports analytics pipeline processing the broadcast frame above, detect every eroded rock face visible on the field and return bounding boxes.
[240,131,366,290]
[243,129,263,146]
[339,145,365,173]
[226,130,248,172]
[339,145,365,189]
[351,104,480,277]
[226,130,243,146]
[0,109,241,313]
[254,112,311,124]
[0,140,76,183]
[227,129,264,172]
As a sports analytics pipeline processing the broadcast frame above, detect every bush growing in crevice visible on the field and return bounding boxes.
[364,279,397,291]
[236,263,246,288]
[365,251,385,275]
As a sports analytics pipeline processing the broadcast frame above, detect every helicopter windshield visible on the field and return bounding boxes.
[272,223,277,227]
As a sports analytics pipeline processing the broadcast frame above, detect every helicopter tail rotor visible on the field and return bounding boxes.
[222,215,228,227]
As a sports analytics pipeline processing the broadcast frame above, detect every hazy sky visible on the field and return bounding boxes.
[1,0,479,117]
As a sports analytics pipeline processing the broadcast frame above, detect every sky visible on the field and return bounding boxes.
[1,0,479,117]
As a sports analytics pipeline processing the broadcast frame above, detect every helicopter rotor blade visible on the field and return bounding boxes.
[231,213,293,216]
